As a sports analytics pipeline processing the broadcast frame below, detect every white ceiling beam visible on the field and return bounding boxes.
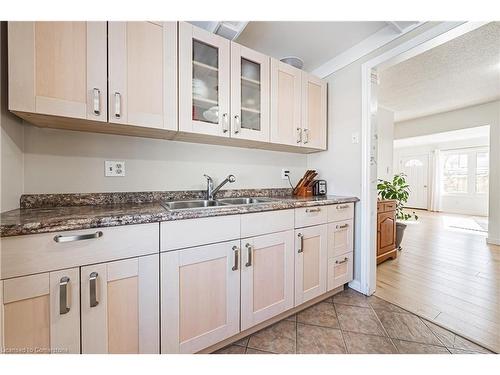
[311,22,424,79]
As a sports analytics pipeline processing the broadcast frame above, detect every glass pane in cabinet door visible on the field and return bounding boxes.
[192,40,219,124]
[240,58,261,131]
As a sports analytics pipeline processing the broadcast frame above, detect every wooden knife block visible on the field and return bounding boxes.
[295,186,314,197]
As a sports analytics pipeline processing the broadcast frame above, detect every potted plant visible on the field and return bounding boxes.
[377,173,418,250]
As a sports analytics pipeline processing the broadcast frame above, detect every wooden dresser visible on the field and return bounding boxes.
[377,200,397,264]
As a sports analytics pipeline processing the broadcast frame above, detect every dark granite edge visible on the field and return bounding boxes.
[1,196,359,238]
[20,188,294,209]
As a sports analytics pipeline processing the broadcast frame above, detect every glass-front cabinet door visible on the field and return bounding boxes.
[179,22,230,137]
[230,43,270,142]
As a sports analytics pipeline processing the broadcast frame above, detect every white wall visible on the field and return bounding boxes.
[376,107,394,181]
[0,22,24,212]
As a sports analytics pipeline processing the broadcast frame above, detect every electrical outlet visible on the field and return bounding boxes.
[281,168,290,180]
[105,161,125,177]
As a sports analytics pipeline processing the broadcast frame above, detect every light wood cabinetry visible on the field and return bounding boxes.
[8,21,107,122]
[81,255,159,354]
[240,230,294,330]
[301,72,327,149]
[161,240,240,353]
[108,22,177,130]
[294,224,328,305]
[377,200,397,264]
[2,269,80,354]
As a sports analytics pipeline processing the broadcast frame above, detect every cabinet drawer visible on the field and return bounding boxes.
[1,224,159,280]
[161,215,240,251]
[295,206,327,228]
[384,202,397,212]
[241,209,294,238]
[327,252,353,291]
[327,203,354,222]
[327,219,353,258]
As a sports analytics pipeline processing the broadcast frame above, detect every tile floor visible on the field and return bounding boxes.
[214,288,494,354]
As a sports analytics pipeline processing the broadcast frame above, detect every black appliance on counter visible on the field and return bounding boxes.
[312,180,327,196]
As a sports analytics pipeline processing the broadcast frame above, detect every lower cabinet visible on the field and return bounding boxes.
[81,254,159,354]
[240,230,295,331]
[1,268,80,354]
[294,224,328,305]
[327,252,354,291]
[161,240,241,354]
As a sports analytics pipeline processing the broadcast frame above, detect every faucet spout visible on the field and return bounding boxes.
[208,174,236,200]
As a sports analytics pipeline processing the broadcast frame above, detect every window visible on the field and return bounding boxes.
[442,153,468,193]
[476,151,489,193]
[404,159,424,167]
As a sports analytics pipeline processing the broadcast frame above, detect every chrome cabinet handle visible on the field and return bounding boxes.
[234,114,241,134]
[245,243,253,267]
[305,207,321,213]
[336,204,350,210]
[297,233,304,253]
[335,257,349,265]
[114,92,121,118]
[89,272,99,308]
[54,231,103,243]
[303,129,309,144]
[59,276,70,315]
[336,223,349,230]
[222,113,229,133]
[296,128,302,144]
[93,88,101,116]
[232,246,239,271]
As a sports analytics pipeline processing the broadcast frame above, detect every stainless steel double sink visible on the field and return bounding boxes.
[162,197,277,210]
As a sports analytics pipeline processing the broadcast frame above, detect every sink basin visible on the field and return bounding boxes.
[162,200,227,210]
[216,197,276,205]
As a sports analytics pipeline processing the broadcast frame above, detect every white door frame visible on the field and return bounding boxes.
[358,21,490,295]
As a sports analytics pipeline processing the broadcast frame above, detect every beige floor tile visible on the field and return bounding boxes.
[368,296,410,314]
[246,348,273,354]
[232,337,250,347]
[448,348,485,354]
[285,314,297,322]
[297,302,339,328]
[247,320,296,354]
[215,345,246,354]
[333,288,370,307]
[296,324,346,354]
[393,340,450,354]
[376,310,442,346]
[335,304,386,336]
[343,331,398,354]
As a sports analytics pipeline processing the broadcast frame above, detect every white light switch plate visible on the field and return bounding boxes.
[105,161,125,177]
[351,132,360,144]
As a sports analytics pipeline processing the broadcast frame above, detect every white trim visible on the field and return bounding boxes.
[311,23,423,78]
[359,21,489,296]
[347,279,361,293]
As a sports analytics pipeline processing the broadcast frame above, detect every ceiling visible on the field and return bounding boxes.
[379,22,500,122]
[394,125,490,148]
[235,21,388,72]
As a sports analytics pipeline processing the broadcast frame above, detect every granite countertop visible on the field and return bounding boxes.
[0,191,358,237]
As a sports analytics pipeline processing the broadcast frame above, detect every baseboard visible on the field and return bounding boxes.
[348,279,362,293]
[486,237,500,245]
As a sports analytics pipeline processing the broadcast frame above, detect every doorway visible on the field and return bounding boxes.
[399,154,429,209]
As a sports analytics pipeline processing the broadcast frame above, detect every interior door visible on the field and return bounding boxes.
[161,240,240,354]
[178,22,231,137]
[270,58,302,146]
[81,255,159,354]
[400,155,429,209]
[230,42,270,142]
[108,21,177,130]
[295,225,327,305]
[301,72,327,150]
[240,230,294,330]
[2,269,80,354]
[8,21,107,121]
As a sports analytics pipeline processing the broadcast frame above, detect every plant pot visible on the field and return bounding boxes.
[396,222,407,250]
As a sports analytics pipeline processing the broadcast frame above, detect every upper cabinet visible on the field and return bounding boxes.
[8,22,107,122]
[178,22,231,137]
[108,22,177,130]
[302,73,327,149]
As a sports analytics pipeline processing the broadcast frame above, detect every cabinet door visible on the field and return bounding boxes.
[230,43,270,142]
[178,22,231,137]
[2,269,80,354]
[301,72,327,150]
[295,225,327,305]
[270,59,302,146]
[8,22,107,121]
[161,240,240,354]
[377,212,396,256]
[327,219,354,258]
[241,231,294,330]
[108,22,177,130]
[327,252,354,291]
[81,255,159,354]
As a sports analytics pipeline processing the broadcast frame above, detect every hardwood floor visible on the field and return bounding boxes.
[376,209,500,353]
